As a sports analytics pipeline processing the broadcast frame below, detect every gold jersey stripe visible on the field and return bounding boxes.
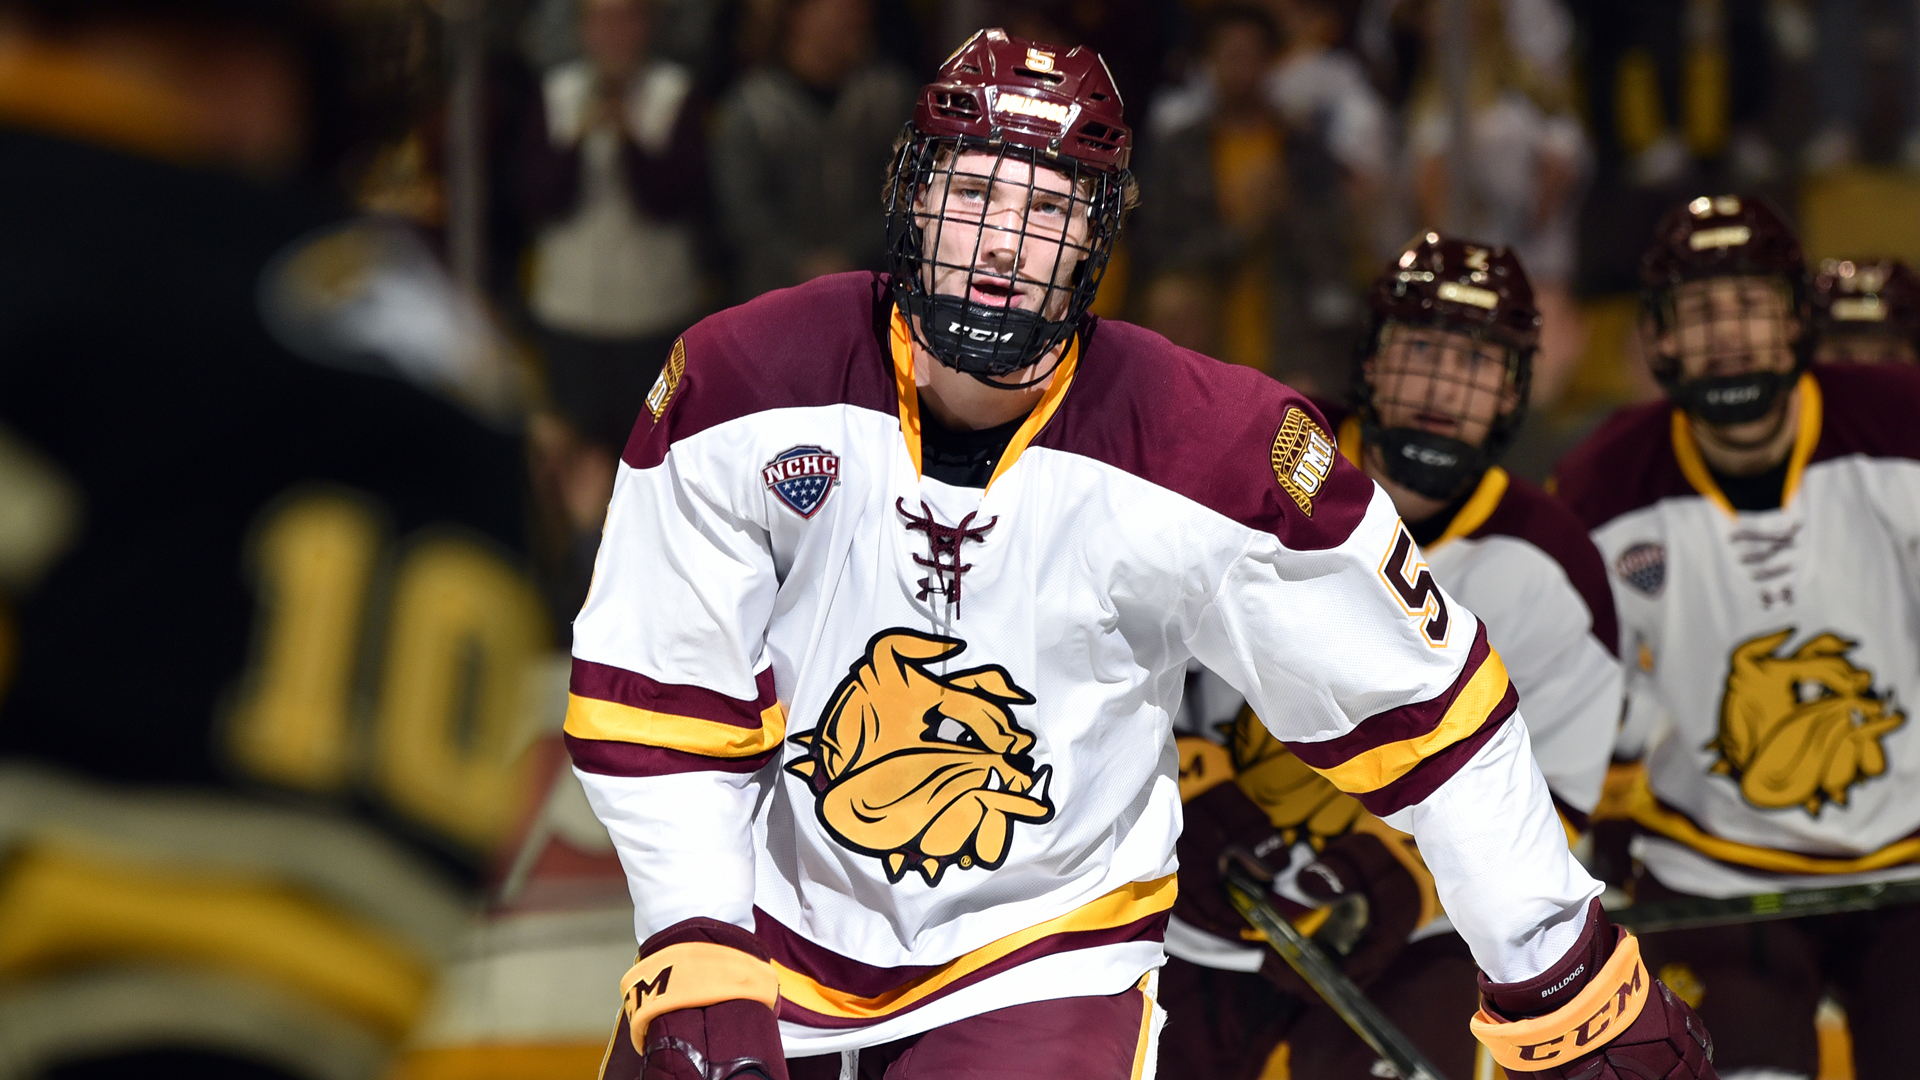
[773,874,1175,1020]
[563,693,787,758]
[1670,372,1823,517]
[1624,774,1920,875]
[0,844,431,1038]
[1127,971,1157,1080]
[1306,649,1512,795]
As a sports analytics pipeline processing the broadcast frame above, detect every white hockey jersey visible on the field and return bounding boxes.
[1167,407,1624,973]
[567,273,1599,1055]
[1557,366,1920,898]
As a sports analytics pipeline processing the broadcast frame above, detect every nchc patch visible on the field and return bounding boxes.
[763,444,840,518]
[1615,542,1666,596]
[645,338,686,421]
[1270,407,1336,516]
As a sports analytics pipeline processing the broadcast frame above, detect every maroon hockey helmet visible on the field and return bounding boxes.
[1641,194,1807,299]
[1811,257,1920,363]
[1639,195,1811,424]
[885,29,1136,386]
[1352,233,1539,500]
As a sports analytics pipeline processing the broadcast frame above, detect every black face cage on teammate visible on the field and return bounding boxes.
[1645,276,1810,427]
[1356,320,1531,502]
[885,129,1129,389]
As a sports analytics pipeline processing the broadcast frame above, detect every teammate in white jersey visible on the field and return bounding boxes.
[1555,195,1920,1079]
[572,29,1714,1080]
[1161,235,1625,1079]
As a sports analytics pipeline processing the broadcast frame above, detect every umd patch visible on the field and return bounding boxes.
[645,338,687,421]
[1270,407,1336,516]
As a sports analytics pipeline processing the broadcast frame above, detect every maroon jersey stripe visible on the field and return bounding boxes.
[754,907,1168,1030]
[570,659,777,730]
[1286,623,1501,770]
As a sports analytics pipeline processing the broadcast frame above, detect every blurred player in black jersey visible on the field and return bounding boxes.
[0,2,548,1077]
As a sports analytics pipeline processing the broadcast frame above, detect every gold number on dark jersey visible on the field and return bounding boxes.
[227,490,546,850]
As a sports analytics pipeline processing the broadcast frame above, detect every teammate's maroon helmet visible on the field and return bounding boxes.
[1353,232,1539,500]
[1640,194,1810,424]
[1811,257,1920,364]
[885,29,1135,384]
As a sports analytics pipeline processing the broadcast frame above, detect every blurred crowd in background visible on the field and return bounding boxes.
[326,0,1920,591]
[3,0,1920,1077]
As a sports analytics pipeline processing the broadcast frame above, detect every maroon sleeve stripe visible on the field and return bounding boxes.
[1287,624,1496,771]
[1351,709,1515,817]
[565,732,778,777]
[570,659,777,730]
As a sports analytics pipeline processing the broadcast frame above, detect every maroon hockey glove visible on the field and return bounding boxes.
[1175,778,1293,941]
[1291,831,1422,987]
[1472,899,1715,1079]
[600,918,789,1080]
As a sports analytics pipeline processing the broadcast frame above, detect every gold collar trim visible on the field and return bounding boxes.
[888,307,1080,490]
[1670,372,1822,517]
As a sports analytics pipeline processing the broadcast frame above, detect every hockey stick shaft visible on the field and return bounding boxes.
[1224,868,1450,1080]
[1611,876,1920,934]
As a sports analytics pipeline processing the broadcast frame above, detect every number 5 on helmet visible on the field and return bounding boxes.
[1470,899,1716,1078]
[600,917,787,1080]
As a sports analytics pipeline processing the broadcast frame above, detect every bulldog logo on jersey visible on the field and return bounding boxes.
[1709,629,1907,814]
[762,445,840,518]
[786,629,1054,886]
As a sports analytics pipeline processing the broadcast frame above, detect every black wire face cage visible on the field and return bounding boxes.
[885,129,1129,388]
[1354,319,1532,501]
[1646,275,1808,425]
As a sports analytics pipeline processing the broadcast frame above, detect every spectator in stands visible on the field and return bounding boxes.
[710,0,912,300]
[1266,0,1395,257]
[1137,6,1287,372]
[1408,0,1588,405]
[1808,0,1920,171]
[516,0,707,454]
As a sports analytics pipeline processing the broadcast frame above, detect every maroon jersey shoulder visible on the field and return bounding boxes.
[623,272,896,468]
[1809,362,1920,465]
[1032,319,1372,550]
[1549,400,1690,531]
[1472,475,1621,656]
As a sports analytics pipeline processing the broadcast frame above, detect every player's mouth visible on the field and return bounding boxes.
[1413,412,1460,434]
[967,275,1026,309]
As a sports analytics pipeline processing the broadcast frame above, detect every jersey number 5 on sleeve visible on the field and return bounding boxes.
[224,489,548,852]
[1378,522,1450,648]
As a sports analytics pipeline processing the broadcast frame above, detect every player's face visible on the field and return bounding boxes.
[915,150,1094,321]
[1661,276,1800,381]
[1366,325,1517,447]
[1814,329,1918,365]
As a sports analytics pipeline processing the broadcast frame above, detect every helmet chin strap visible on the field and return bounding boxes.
[1366,424,1492,503]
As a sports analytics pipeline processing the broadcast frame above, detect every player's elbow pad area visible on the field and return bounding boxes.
[1285,624,1518,817]
[563,660,785,777]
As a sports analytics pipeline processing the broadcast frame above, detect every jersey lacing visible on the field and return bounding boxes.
[896,498,997,617]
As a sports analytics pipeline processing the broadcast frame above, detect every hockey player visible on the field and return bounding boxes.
[572,29,1715,1080]
[1162,235,1625,1079]
[1809,257,1920,365]
[1554,195,1920,1079]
